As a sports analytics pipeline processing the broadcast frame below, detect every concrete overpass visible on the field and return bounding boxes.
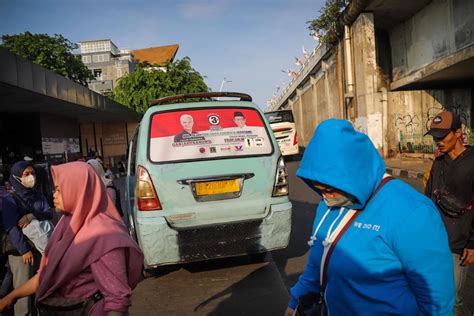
[273,0,473,157]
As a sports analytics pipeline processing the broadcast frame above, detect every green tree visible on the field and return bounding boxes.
[1,32,93,85]
[111,57,209,113]
[307,0,347,45]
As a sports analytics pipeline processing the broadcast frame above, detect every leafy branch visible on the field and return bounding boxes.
[1,32,94,86]
[110,57,209,113]
[307,0,348,45]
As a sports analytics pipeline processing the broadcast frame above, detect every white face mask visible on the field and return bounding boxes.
[323,194,354,207]
[20,174,36,188]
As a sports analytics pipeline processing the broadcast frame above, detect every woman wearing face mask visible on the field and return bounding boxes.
[285,119,454,316]
[0,161,54,315]
[0,161,143,315]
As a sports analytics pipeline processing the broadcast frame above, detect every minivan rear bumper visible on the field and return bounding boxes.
[137,201,292,268]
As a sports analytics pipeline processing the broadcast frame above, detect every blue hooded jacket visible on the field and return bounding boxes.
[290,119,454,315]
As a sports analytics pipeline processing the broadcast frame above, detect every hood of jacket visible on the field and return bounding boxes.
[9,160,35,200]
[296,119,386,209]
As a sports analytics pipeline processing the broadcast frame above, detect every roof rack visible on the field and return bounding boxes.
[149,92,252,106]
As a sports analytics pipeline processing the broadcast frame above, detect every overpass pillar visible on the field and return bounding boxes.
[351,12,385,154]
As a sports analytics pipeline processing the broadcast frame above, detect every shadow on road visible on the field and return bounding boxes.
[193,264,289,316]
[271,199,318,290]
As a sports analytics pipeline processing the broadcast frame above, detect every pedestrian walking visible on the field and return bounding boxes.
[0,160,54,316]
[424,111,474,316]
[0,161,144,315]
[285,119,454,316]
[87,158,123,217]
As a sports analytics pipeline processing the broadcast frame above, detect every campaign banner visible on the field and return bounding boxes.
[149,108,273,162]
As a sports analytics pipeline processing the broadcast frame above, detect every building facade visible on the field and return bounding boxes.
[79,39,135,95]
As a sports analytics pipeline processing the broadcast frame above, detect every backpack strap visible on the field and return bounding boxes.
[10,191,35,214]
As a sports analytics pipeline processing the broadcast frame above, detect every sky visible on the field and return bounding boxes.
[0,0,324,109]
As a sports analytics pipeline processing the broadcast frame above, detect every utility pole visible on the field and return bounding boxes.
[219,78,232,92]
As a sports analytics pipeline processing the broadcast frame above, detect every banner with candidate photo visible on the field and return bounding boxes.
[149,108,273,162]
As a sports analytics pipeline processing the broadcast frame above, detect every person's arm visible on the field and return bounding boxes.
[8,227,34,265]
[7,226,31,255]
[0,273,39,312]
[461,179,474,265]
[18,213,35,228]
[424,163,434,197]
[90,248,132,315]
[392,202,455,315]
[287,240,322,310]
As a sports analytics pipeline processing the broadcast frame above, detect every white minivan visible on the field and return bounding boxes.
[264,110,299,157]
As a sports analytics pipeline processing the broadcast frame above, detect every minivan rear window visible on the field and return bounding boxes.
[264,110,294,124]
[149,108,273,162]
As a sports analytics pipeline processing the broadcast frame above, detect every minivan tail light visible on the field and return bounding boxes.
[136,165,162,211]
[293,131,298,146]
[273,156,289,196]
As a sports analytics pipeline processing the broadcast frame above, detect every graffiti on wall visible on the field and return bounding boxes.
[394,113,421,135]
[393,110,433,153]
[451,102,472,144]
[395,99,472,154]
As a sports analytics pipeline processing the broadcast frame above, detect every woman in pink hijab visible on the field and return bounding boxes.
[0,162,144,315]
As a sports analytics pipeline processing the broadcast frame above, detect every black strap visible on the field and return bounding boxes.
[320,176,394,292]
[10,191,35,214]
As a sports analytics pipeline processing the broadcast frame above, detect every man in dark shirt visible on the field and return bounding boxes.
[174,114,205,143]
[425,111,474,316]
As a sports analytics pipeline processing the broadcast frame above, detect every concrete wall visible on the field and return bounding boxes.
[289,53,341,147]
[390,0,474,82]
[386,88,472,155]
[272,1,473,157]
[351,13,386,151]
[80,122,138,166]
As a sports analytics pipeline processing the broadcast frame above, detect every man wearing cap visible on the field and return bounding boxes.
[425,111,474,316]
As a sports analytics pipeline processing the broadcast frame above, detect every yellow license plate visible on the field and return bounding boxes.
[195,179,239,196]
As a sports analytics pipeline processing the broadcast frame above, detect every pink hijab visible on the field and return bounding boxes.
[36,162,143,301]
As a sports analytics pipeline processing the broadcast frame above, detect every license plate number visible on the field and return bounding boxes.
[195,179,239,196]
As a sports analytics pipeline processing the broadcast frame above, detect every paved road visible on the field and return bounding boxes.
[117,160,473,315]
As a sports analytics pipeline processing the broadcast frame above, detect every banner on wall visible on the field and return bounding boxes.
[103,133,127,145]
[42,138,80,155]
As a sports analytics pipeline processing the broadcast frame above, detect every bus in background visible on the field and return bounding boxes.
[264,110,299,157]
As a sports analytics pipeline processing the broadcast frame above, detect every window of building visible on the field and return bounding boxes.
[82,55,91,64]
[93,69,103,80]
[79,40,120,55]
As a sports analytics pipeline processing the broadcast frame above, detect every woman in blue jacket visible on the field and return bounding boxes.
[286,119,454,315]
[0,160,54,315]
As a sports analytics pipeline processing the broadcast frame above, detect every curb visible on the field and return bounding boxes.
[386,167,424,180]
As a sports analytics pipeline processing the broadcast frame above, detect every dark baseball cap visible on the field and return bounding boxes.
[425,111,462,138]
